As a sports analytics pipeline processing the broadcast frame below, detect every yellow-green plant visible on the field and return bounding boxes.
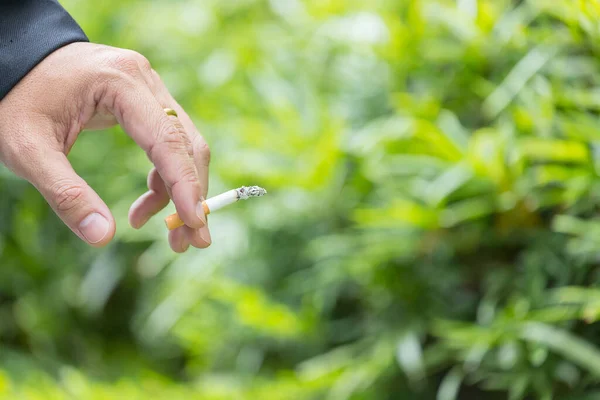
[2,0,600,398]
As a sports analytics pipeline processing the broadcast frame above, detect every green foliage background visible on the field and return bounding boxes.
[3,0,600,398]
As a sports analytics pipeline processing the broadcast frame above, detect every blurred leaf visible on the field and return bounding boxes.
[520,322,600,377]
[436,367,463,400]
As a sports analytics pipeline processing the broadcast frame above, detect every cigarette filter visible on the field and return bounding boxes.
[164,185,267,230]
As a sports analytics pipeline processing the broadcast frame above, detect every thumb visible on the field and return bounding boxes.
[28,151,115,247]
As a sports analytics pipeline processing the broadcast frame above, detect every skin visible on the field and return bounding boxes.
[0,43,211,253]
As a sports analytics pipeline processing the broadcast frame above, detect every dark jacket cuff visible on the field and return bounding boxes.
[0,0,88,100]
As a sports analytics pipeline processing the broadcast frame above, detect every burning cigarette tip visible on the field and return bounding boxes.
[236,185,267,200]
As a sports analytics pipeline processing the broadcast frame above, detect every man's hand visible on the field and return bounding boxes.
[0,43,211,252]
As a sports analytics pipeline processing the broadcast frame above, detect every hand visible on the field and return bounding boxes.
[0,43,211,252]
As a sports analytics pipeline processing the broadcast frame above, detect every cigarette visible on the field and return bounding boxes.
[164,185,267,230]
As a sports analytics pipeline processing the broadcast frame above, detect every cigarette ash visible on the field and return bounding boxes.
[236,186,267,200]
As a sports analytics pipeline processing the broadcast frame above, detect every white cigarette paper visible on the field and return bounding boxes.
[205,186,267,213]
[165,185,267,230]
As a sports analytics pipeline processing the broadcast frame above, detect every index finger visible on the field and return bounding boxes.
[170,105,209,199]
[145,68,209,199]
[111,83,205,229]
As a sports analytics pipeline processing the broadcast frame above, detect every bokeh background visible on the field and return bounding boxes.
[2,0,600,398]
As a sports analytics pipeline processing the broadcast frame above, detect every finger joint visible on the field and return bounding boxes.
[192,135,211,166]
[52,181,86,213]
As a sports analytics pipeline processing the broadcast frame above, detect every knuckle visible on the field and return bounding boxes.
[108,51,145,77]
[181,137,195,159]
[113,57,139,76]
[193,136,211,166]
[147,118,200,190]
[150,68,160,80]
[151,119,193,157]
[133,52,153,73]
[51,181,85,213]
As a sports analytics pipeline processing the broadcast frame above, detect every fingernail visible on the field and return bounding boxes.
[181,236,189,253]
[79,213,110,244]
[135,215,150,230]
[196,200,207,227]
[199,227,212,245]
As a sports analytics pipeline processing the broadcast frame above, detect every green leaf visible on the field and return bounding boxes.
[520,322,600,377]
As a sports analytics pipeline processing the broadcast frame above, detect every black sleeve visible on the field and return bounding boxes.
[0,0,88,100]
